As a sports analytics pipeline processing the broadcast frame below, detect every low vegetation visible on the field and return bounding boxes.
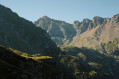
[100,39,119,55]
[0,46,60,79]
[59,45,119,79]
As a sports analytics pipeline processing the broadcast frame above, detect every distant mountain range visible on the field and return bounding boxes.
[71,14,119,48]
[35,14,119,54]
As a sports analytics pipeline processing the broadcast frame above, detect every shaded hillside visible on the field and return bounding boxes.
[0,4,59,56]
[34,16,77,45]
[0,45,117,79]
[0,46,61,79]
[59,45,119,79]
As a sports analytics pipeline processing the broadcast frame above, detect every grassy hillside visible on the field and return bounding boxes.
[58,45,119,79]
[0,46,60,79]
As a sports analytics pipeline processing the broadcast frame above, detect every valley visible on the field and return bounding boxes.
[0,4,119,79]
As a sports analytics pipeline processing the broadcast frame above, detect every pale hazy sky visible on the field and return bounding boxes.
[0,0,119,23]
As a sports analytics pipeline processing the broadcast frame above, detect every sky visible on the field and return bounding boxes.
[0,0,119,23]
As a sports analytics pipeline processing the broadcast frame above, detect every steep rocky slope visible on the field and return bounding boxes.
[34,16,77,45]
[71,14,119,51]
[0,4,59,56]
[35,14,119,54]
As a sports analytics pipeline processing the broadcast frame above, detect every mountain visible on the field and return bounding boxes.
[34,16,77,45]
[0,4,59,56]
[0,4,119,79]
[35,14,119,54]
[71,14,119,54]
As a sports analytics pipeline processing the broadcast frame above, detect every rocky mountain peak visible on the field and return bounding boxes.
[113,13,119,17]
[92,16,104,23]
[39,16,51,23]
[73,21,80,26]
[113,13,119,22]
[83,19,91,23]
[34,16,52,26]
[92,16,104,27]
[35,16,77,45]
[42,16,51,20]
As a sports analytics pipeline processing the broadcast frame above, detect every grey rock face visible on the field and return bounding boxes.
[35,16,77,45]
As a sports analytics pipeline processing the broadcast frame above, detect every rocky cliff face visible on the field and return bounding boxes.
[34,16,77,45]
[71,14,119,51]
[35,13,119,54]
[73,16,104,35]
[0,4,59,56]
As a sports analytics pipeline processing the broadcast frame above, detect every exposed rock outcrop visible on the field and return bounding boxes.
[34,16,77,45]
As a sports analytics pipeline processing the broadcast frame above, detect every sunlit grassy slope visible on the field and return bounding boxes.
[0,46,60,79]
